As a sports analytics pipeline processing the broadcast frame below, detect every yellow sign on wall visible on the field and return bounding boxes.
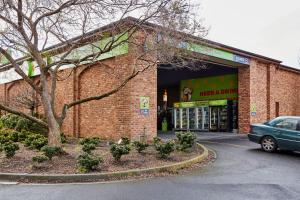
[140,96,150,115]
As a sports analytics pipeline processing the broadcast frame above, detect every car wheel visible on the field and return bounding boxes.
[261,136,277,152]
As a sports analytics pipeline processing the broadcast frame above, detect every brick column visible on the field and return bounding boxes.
[238,66,250,133]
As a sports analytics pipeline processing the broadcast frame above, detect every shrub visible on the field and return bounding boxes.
[153,137,161,144]
[41,146,63,160]
[79,137,100,146]
[30,137,48,150]
[60,132,67,144]
[119,137,130,145]
[7,131,19,142]
[133,141,149,153]
[32,155,49,163]
[0,114,47,135]
[15,118,31,132]
[24,133,48,150]
[17,130,29,142]
[155,140,175,159]
[176,132,197,151]
[110,143,131,162]
[77,154,102,173]
[82,143,96,154]
[0,114,19,129]
[0,135,9,144]
[2,142,19,158]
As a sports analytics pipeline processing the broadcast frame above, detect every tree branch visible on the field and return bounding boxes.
[0,103,48,128]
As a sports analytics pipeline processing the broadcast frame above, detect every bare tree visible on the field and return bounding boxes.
[0,0,207,146]
[10,88,41,116]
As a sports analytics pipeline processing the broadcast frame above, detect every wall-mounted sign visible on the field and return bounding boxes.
[251,103,257,116]
[180,74,238,101]
[0,32,129,84]
[174,100,227,108]
[183,42,250,65]
[140,96,150,116]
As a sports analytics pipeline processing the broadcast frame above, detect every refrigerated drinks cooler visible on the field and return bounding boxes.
[173,100,237,132]
[174,107,209,131]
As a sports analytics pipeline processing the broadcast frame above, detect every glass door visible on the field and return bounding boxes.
[203,107,209,131]
[181,108,188,129]
[188,108,196,130]
[219,106,228,131]
[174,108,180,129]
[210,107,219,131]
[197,107,203,130]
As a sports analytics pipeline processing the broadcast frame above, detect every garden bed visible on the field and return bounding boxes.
[0,140,204,174]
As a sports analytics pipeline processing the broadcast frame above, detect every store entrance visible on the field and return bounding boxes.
[157,62,238,133]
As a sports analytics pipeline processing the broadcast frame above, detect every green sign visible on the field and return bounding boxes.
[174,101,209,108]
[174,100,227,108]
[140,96,150,109]
[209,100,227,106]
[178,41,250,65]
[187,43,233,61]
[251,103,257,116]
[180,74,238,101]
[140,96,150,116]
[55,32,129,65]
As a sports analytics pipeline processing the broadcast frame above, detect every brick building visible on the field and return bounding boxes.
[0,18,299,140]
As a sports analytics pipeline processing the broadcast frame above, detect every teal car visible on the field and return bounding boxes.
[248,116,300,152]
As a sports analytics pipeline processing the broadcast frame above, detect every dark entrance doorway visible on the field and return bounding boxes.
[157,62,238,133]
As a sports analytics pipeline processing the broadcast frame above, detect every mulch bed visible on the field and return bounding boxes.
[0,140,206,175]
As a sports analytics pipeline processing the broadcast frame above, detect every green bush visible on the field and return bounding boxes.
[77,154,102,173]
[0,135,9,144]
[2,142,19,158]
[0,114,19,129]
[30,137,48,150]
[133,141,149,153]
[41,146,63,160]
[0,129,20,143]
[17,130,29,142]
[60,132,67,144]
[82,143,96,154]
[120,137,130,145]
[176,132,197,151]
[155,140,175,159]
[79,137,100,146]
[153,137,161,144]
[15,118,31,132]
[110,143,131,161]
[24,133,47,150]
[0,114,47,135]
[32,155,49,163]
[7,131,19,142]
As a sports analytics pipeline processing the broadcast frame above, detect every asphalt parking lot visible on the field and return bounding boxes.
[0,132,299,200]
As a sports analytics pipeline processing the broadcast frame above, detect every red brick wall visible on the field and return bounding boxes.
[269,66,300,118]
[238,66,251,133]
[249,60,268,124]
[238,60,300,133]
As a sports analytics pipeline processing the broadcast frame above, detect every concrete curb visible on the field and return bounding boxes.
[0,143,209,183]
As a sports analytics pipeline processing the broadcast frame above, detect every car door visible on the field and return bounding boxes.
[273,118,300,151]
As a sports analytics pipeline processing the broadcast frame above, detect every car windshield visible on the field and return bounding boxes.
[267,118,284,126]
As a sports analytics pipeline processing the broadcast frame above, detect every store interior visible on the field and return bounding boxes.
[157,61,239,133]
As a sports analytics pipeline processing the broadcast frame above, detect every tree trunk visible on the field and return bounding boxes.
[41,89,62,147]
[47,114,62,147]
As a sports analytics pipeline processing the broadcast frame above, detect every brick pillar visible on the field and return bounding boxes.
[238,66,250,133]
[128,65,157,141]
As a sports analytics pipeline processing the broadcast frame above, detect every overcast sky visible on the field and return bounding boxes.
[199,0,300,69]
